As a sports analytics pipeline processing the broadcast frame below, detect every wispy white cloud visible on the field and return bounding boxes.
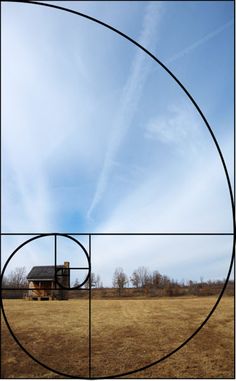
[145,103,200,150]
[166,18,233,64]
[2,3,112,233]
[2,20,55,232]
[2,2,233,285]
[95,103,233,234]
[87,2,163,219]
[92,234,233,286]
[91,118,233,285]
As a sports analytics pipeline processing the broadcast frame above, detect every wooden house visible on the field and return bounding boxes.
[26,261,70,300]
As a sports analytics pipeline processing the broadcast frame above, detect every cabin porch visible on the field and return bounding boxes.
[28,280,56,299]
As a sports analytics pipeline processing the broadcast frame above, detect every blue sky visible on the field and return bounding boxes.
[2,1,234,285]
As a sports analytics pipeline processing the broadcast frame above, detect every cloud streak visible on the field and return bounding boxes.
[2,2,233,285]
[166,18,233,64]
[145,103,200,148]
[95,102,233,234]
[87,2,163,219]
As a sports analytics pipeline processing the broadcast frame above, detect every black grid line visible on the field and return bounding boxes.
[1,288,90,291]
[1,232,234,236]
[0,3,235,378]
[89,234,92,379]
[54,234,57,287]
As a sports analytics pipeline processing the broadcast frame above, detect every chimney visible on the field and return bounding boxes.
[63,262,70,289]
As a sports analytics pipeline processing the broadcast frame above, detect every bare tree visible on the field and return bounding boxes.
[7,267,27,288]
[130,266,149,288]
[97,274,103,288]
[1,275,9,288]
[200,276,204,288]
[73,278,80,287]
[113,267,128,296]
[152,270,162,287]
[161,275,170,289]
[83,272,102,288]
[130,270,141,288]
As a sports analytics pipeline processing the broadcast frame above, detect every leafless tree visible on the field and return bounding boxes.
[73,278,80,287]
[113,267,128,295]
[1,275,9,288]
[94,274,102,288]
[6,267,27,288]
[130,266,149,288]
[152,270,162,287]
[130,270,141,288]
[83,272,102,288]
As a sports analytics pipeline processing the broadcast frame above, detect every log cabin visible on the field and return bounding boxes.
[26,261,70,300]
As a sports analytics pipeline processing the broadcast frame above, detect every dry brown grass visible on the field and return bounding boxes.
[1,296,234,378]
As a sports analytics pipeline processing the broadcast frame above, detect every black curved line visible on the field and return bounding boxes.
[1,234,91,379]
[1,232,235,236]
[98,237,235,379]
[54,234,91,290]
[0,301,88,379]
[1,234,90,289]
[8,0,235,227]
[2,1,235,379]
[55,272,90,290]
[1,234,48,286]
[55,267,90,290]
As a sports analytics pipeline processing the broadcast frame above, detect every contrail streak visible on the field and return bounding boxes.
[166,19,233,65]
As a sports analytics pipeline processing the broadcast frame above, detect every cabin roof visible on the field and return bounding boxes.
[27,265,63,281]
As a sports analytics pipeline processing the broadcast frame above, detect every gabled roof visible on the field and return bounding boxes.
[27,265,64,281]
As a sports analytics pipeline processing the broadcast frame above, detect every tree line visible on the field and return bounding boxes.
[91,266,234,297]
[82,266,233,297]
[1,267,28,288]
[1,266,234,298]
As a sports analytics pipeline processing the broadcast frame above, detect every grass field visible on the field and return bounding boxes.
[1,296,234,378]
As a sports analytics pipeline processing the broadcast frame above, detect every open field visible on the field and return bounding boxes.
[1,296,234,378]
